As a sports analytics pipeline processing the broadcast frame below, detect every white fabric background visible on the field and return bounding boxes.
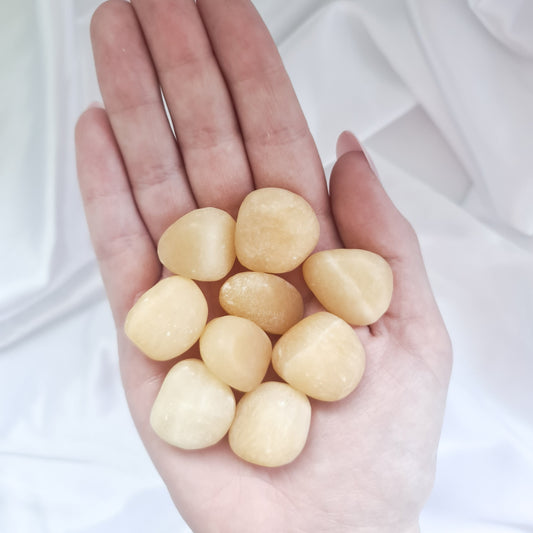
[1,0,532,531]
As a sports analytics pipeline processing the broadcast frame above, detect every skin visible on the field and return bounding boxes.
[75,1,452,532]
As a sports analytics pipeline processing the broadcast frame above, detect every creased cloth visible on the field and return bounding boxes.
[1,1,532,532]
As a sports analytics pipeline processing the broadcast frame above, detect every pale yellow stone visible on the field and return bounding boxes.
[150,359,236,450]
[303,249,393,326]
[272,312,365,402]
[219,272,304,334]
[200,316,272,392]
[229,382,311,467]
[235,188,320,273]
[124,276,208,361]
[157,207,236,281]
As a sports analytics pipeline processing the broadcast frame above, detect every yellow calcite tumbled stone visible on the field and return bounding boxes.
[219,272,304,334]
[157,207,236,281]
[272,312,365,401]
[200,315,272,392]
[235,188,320,273]
[303,249,393,326]
[229,381,311,467]
[150,359,236,450]
[124,276,208,361]
[128,188,395,464]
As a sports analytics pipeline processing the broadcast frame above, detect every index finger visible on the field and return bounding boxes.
[197,0,341,247]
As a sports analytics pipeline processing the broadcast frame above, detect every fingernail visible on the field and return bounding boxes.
[88,101,104,110]
[336,130,379,177]
[336,130,362,158]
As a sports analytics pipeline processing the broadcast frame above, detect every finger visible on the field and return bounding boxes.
[336,129,363,157]
[332,132,416,259]
[197,0,340,246]
[131,0,254,217]
[91,0,196,240]
[329,132,446,338]
[75,106,161,325]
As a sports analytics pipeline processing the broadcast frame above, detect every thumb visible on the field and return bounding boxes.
[329,132,447,352]
[331,131,417,259]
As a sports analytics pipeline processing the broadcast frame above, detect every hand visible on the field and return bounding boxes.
[75,1,452,532]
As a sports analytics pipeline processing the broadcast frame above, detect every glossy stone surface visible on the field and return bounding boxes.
[229,381,311,467]
[219,271,304,334]
[124,276,208,361]
[234,188,320,273]
[272,312,365,401]
[157,207,236,281]
[150,359,236,450]
[200,315,272,392]
[303,249,393,326]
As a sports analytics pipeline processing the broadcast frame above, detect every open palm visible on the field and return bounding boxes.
[75,1,451,532]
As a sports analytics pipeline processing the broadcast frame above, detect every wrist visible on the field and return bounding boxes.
[274,515,421,533]
[350,523,420,533]
[332,519,420,533]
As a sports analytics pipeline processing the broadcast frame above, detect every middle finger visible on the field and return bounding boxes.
[131,0,254,217]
